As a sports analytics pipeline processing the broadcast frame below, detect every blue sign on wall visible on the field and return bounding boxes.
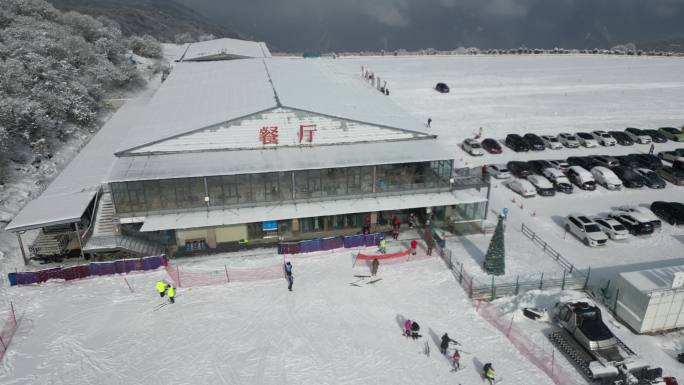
[262,220,278,231]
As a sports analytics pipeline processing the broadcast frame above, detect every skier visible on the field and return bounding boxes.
[440,332,459,354]
[404,319,412,337]
[451,348,461,370]
[287,274,294,291]
[410,239,418,256]
[155,280,167,298]
[483,363,496,385]
[371,258,379,276]
[167,284,175,304]
[378,238,387,254]
[410,321,421,339]
[284,261,294,291]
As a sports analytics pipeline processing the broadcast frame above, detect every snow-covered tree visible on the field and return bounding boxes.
[128,35,162,58]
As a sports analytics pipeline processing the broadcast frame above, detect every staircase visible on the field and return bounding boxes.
[93,193,115,237]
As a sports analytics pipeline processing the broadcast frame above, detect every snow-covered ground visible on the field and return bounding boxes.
[1,252,556,385]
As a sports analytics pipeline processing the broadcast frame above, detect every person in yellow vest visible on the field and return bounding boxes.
[483,362,496,384]
[167,284,176,304]
[155,280,167,298]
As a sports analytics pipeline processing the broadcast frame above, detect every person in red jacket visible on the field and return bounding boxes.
[410,239,418,255]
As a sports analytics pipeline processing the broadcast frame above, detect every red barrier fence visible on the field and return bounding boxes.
[165,263,284,288]
[356,249,410,260]
[0,303,18,362]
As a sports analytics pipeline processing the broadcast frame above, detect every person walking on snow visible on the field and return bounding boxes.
[284,261,294,291]
[155,280,168,298]
[410,239,418,256]
[404,319,412,337]
[167,284,176,304]
[483,363,496,385]
[427,118,432,127]
[371,258,379,276]
[440,332,459,354]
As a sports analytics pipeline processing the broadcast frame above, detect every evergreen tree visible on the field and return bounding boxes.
[483,216,505,276]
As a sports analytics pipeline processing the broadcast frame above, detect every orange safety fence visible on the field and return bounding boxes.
[165,263,284,288]
[0,303,17,361]
[356,249,411,260]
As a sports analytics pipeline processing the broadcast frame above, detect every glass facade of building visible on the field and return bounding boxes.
[111,161,454,215]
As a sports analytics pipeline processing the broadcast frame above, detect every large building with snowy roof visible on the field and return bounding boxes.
[6,39,488,260]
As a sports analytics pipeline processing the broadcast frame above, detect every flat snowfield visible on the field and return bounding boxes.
[1,253,554,385]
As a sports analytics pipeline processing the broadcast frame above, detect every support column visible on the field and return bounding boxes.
[372,166,377,193]
[16,232,28,266]
[291,172,296,200]
[74,222,85,260]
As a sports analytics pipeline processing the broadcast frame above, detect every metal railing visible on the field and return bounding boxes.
[520,223,576,274]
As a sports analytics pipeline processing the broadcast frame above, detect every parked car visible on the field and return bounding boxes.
[523,133,545,151]
[505,134,530,152]
[608,131,635,146]
[543,168,574,193]
[541,135,563,150]
[462,138,484,156]
[642,129,668,143]
[548,160,570,171]
[592,217,630,240]
[576,132,598,148]
[658,127,684,142]
[608,212,655,235]
[624,127,652,144]
[658,149,684,163]
[527,160,553,175]
[591,130,617,146]
[481,138,503,154]
[507,161,535,178]
[633,168,666,189]
[507,179,537,197]
[527,175,555,196]
[566,166,596,190]
[657,166,684,186]
[558,133,580,148]
[566,156,594,170]
[612,166,646,188]
[435,82,450,93]
[565,215,609,247]
[590,167,622,190]
[650,201,684,225]
[488,164,511,179]
[629,153,663,170]
[590,155,620,168]
[615,205,661,229]
[615,155,640,168]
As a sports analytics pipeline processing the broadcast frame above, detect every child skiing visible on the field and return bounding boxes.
[410,239,417,256]
[155,280,167,298]
[483,363,496,384]
[451,349,461,370]
[404,319,412,337]
[378,238,387,254]
[440,332,459,354]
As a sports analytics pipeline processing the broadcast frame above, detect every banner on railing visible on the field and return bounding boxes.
[278,232,385,255]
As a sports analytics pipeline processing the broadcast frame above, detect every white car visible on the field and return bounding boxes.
[507,179,537,197]
[590,166,622,190]
[565,215,609,247]
[566,166,596,190]
[548,160,570,171]
[592,217,630,240]
[462,139,484,156]
[543,168,574,193]
[591,130,617,146]
[526,175,555,196]
[576,132,598,148]
[541,135,563,150]
[558,133,580,148]
[488,164,511,179]
[624,127,652,144]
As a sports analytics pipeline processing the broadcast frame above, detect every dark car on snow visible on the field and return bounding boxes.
[505,134,530,152]
[629,153,663,170]
[615,155,640,168]
[634,168,666,189]
[657,166,684,186]
[507,161,535,178]
[608,131,635,146]
[527,160,553,175]
[650,201,684,225]
[481,138,502,154]
[612,166,646,188]
[435,83,450,93]
[642,129,668,143]
[609,213,655,235]
[523,133,545,151]
[566,156,595,170]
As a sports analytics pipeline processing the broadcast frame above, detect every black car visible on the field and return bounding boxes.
[481,138,502,154]
[615,155,640,168]
[609,213,654,235]
[566,156,594,170]
[435,83,449,93]
[507,161,534,178]
[505,134,530,152]
[612,166,646,188]
[629,153,663,170]
[657,166,684,186]
[523,133,545,151]
[634,168,666,189]
[608,131,635,146]
[589,155,620,168]
[650,201,684,225]
[642,129,668,143]
[527,160,553,175]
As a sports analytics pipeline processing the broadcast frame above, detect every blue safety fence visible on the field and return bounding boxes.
[278,233,385,255]
[8,255,164,286]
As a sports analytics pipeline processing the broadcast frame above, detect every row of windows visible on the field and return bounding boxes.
[112,161,454,214]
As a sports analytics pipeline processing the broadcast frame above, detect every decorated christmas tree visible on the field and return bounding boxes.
[483,216,505,276]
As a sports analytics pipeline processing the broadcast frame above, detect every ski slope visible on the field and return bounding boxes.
[0,250,556,385]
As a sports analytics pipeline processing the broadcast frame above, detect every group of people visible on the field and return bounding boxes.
[155,280,176,303]
[403,319,421,339]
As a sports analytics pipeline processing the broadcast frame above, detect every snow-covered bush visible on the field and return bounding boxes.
[128,35,162,58]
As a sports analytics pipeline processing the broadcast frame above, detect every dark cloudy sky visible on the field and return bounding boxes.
[176,0,684,51]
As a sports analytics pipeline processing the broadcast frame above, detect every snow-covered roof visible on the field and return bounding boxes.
[180,38,271,61]
[160,43,189,63]
[619,265,684,293]
[138,190,485,231]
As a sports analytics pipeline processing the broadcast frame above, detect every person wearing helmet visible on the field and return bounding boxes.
[155,280,167,298]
